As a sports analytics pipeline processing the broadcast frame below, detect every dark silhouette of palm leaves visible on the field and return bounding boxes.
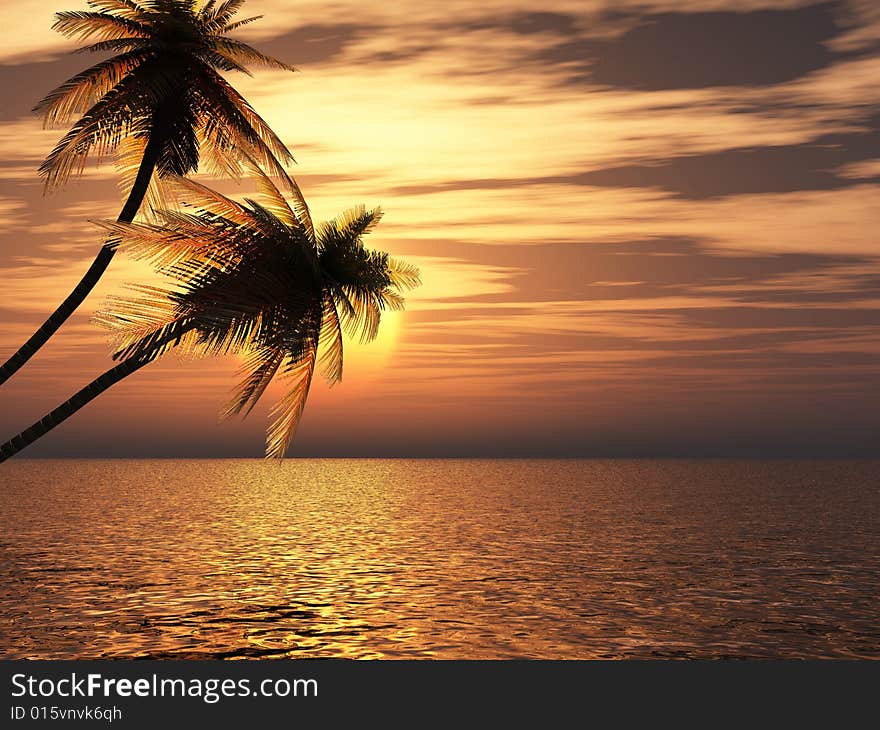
[93,166,420,457]
[37,0,295,193]
[0,0,295,386]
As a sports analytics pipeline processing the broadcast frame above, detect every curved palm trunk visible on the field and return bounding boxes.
[0,354,151,462]
[1,320,195,462]
[0,132,163,386]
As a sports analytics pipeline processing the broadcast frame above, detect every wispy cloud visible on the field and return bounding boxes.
[0,0,877,456]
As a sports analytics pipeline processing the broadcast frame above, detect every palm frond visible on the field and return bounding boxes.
[153,100,200,176]
[211,38,296,72]
[204,0,247,28]
[239,155,315,241]
[241,156,297,228]
[192,126,246,178]
[39,89,148,189]
[186,301,269,357]
[199,0,218,19]
[221,14,262,32]
[333,285,382,343]
[315,210,419,345]
[41,1,295,196]
[86,0,147,18]
[280,173,314,242]
[94,165,417,460]
[198,48,252,75]
[115,135,174,220]
[53,10,149,41]
[387,257,421,291]
[238,198,294,245]
[192,62,294,181]
[94,216,203,270]
[165,174,252,225]
[220,344,284,419]
[381,289,406,311]
[38,60,184,188]
[109,266,277,362]
[95,284,191,361]
[318,205,383,249]
[96,211,257,280]
[317,294,343,386]
[33,51,149,127]
[266,345,317,459]
[73,37,148,54]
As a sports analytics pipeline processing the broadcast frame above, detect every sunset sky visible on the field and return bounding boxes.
[0,0,878,457]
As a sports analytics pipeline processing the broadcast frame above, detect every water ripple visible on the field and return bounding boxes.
[0,459,877,659]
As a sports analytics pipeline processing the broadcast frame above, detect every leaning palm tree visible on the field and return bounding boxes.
[0,0,295,385]
[0,169,419,462]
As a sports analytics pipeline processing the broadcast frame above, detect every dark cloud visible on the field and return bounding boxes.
[458,11,580,36]
[537,2,847,89]
[508,11,580,35]
[636,348,880,372]
[363,12,581,65]
[574,112,880,198]
[367,45,436,64]
[358,2,854,89]
[0,172,125,269]
[401,237,879,314]
[255,23,381,67]
[730,278,880,304]
[674,304,880,330]
[395,111,880,199]
[0,22,373,122]
[0,55,87,121]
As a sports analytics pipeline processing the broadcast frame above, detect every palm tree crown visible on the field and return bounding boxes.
[95,168,420,457]
[0,0,295,388]
[36,0,295,195]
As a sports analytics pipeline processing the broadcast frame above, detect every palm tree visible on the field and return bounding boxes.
[0,0,295,385]
[0,169,419,462]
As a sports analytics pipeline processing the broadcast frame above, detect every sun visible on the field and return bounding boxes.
[336,309,405,384]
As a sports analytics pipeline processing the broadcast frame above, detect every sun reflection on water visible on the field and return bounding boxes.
[0,458,878,659]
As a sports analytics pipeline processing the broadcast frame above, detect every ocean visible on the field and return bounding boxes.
[0,459,877,659]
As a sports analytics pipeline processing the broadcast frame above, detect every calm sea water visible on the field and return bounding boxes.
[0,459,877,659]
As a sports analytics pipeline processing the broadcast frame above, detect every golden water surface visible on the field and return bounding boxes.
[0,459,878,658]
